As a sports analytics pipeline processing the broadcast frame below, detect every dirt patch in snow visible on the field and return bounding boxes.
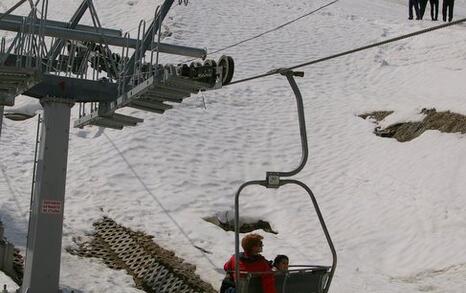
[68,217,217,293]
[360,108,466,142]
[359,111,394,122]
[203,216,278,234]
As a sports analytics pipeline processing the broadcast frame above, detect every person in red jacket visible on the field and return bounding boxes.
[223,233,276,293]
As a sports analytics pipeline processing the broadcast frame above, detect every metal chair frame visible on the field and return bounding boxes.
[233,70,337,293]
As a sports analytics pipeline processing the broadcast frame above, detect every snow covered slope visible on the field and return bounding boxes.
[1,0,466,292]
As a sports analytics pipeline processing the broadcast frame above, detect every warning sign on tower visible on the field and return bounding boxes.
[41,200,62,215]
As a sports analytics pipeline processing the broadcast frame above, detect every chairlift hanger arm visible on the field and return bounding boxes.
[266,70,308,186]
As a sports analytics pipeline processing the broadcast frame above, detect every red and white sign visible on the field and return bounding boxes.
[41,199,62,215]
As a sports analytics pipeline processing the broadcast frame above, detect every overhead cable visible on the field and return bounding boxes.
[196,0,340,59]
[103,132,219,270]
[127,1,339,57]
[228,17,466,86]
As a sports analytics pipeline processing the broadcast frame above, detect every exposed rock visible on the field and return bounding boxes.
[360,108,466,142]
[203,216,278,235]
[359,111,393,122]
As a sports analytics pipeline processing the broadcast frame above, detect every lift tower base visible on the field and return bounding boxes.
[21,98,73,293]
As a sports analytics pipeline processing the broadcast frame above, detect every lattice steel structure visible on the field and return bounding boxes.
[69,217,217,293]
[0,0,232,292]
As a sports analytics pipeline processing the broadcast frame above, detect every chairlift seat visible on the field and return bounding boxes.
[238,266,330,293]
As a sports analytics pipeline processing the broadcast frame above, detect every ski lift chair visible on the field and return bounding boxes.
[232,70,337,293]
[238,266,330,293]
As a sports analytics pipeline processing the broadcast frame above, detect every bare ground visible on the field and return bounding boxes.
[359,108,466,142]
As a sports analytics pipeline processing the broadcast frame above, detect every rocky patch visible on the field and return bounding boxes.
[360,108,466,142]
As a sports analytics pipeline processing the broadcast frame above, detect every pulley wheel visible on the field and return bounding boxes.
[218,55,234,85]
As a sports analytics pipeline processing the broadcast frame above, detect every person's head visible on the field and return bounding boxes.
[241,233,264,255]
[273,255,289,271]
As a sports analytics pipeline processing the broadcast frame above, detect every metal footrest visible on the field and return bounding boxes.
[74,64,222,130]
[0,66,41,106]
[127,99,172,114]
[111,66,222,112]
[74,111,143,130]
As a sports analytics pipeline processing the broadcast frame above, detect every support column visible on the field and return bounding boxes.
[21,98,73,293]
[0,106,4,139]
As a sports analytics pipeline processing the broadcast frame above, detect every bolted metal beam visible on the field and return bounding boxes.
[24,74,118,102]
[0,13,122,36]
[0,19,207,58]
[0,0,28,23]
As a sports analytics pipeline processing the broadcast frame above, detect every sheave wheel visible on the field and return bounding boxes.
[218,55,234,85]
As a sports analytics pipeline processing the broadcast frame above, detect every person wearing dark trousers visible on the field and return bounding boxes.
[442,0,455,22]
[419,0,429,19]
[430,0,439,20]
[409,0,421,20]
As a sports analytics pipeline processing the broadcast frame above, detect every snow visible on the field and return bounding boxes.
[0,271,18,292]
[1,0,466,292]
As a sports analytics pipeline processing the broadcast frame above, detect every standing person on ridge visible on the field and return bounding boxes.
[419,0,429,19]
[429,0,439,20]
[442,0,455,22]
[223,233,276,293]
[409,0,421,20]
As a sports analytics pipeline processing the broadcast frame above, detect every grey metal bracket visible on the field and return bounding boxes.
[269,70,308,179]
[24,73,118,102]
[263,69,308,188]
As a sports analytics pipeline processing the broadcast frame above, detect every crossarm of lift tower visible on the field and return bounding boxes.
[0,0,234,107]
[1,0,235,131]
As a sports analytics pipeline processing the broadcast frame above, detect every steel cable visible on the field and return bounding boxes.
[184,0,340,63]
[228,17,466,86]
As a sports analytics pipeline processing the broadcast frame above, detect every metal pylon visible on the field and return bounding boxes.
[21,98,73,293]
[0,106,4,139]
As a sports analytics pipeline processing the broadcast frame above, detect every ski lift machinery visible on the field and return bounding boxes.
[233,70,337,293]
[0,0,235,291]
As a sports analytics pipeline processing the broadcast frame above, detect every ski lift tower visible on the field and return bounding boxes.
[0,0,234,292]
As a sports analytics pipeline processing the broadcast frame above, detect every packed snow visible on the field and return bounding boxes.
[1,0,466,292]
